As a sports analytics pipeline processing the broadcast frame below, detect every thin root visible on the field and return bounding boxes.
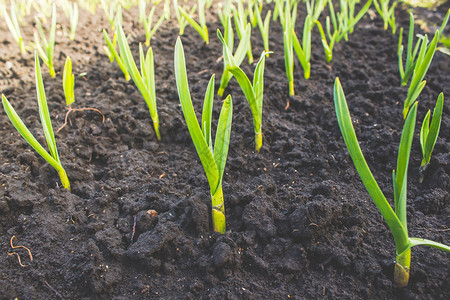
[8,235,33,267]
[57,106,105,133]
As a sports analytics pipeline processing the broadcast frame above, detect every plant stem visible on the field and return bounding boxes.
[153,120,161,140]
[211,185,225,233]
[58,169,71,191]
[394,248,411,287]
[49,66,55,78]
[255,130,262,152]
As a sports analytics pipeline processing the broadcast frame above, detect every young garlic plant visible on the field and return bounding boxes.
[247,0,259,28]
[1,0,25,53]
[334,77,450,288]
[174,0,196,35]
[63,56,75,107]
[305,0,327,27]
[334,0,373,43]
[218,29,270,152]
[218,0,232,29]
[117,24,160,140]
[373,0,397,34]
[58,56,104,133]
[402,30,440,119]
[397,9,450,90]
[217,16,251,97]
[34,3,57,78]
[254,3,271,54]
[2,53,70,191]
[103,29,131,81]
[315,0,372,62]
[232,0,254,64]
[174,37,233,234]
[68,1,79,40]
[143,6,166,46]
[292,15,312,80]
[139,0,146,24]
[419,93,444,174]
[100,0,122,31]
[61,0,79,40]
[397,13,421,86]
[178,0,209,44]
[163,0,171,20]
[283,0,295,96]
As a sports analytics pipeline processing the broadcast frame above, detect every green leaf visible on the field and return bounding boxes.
[422,93,444,166]
[117,25,159,138]
[333,77,409,253]
[178,5,208,44]
[409,237,450,252]
[174,37,219,192]
[35,53,59,163]
[213,95,233,185]
[103,29,130,80]
[420,110,430,157]
[394,102,418,230]
[202,75,215,151]
[63,56,75,106]
[2,94,61,171]
[404,31,439,117]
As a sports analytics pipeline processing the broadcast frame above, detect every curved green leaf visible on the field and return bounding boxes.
[333,77,409,253]
[174,37,219,192]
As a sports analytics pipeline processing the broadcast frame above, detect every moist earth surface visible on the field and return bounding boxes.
[0,1,449,299]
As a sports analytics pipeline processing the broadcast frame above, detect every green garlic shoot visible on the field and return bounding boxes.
[103,29,131,81]
[232,0,254,64]
[178,0,209,45]
[34,3,57,78]
[335,0,373,43]
[174,0,197,35]
[274,0,296,26]
[1,1,25,53]
[163,0,171,20]
[68,2,79,40]
[117,24,160,140]
[219,29,270,152]
[139,0,146,24]
[292,15,311,79]
[403,31,439,119]
[218,0,232,29]
[100,0,122,31]
[143,6,165,47]
[174,37,233,234]
[305,0,327,27]
[63,56,75,107]
[420,92,444,171]
[373,0,397,34]
[255,4,271,54]
[283,0,295,96]
[398,13,425,86]
[315,17,336,62]
[334,77,449,288]
[1,53,70,191]
[401,9,449,118]
[217,18,251,97]
[247,0,258,28]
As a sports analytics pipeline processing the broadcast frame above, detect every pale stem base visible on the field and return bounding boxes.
[211,185,225,234]
[58,169,71,191]
[153,121,161,141]
[394,248,411,287]
[255,130,262,152]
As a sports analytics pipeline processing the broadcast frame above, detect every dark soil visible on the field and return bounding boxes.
[0,1,449,299]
